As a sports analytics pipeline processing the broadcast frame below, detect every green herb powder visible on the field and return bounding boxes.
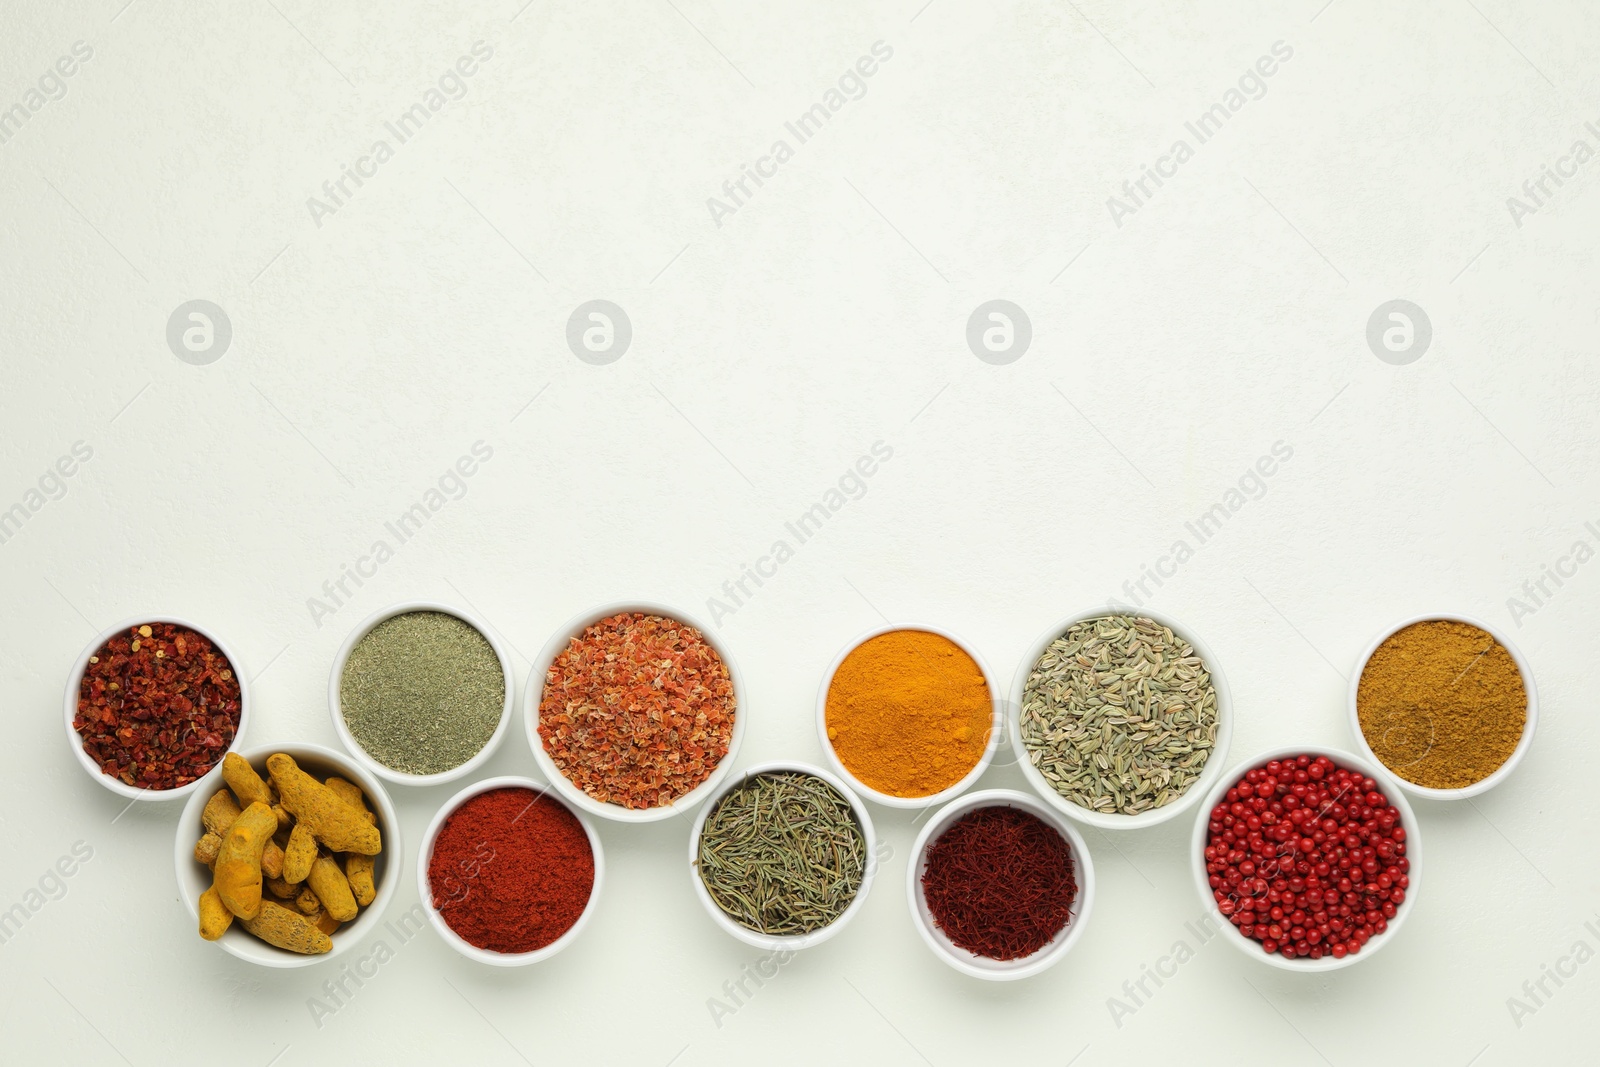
[340,611,505,775]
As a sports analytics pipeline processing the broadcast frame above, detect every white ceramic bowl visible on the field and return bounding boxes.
[417,775,604,967]
[525,602,747,824]
[175,743,402,968]
[1347,613,1538,800]
[330,601,516,787]
[1189,745,1421,972]
[66,616,252,803]
[689,761,877,951]
[1009,608,1233,830]
[815,624,1002,810]
[907,789,1095,980]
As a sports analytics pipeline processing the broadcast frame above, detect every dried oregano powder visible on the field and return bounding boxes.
[340,611,505,775]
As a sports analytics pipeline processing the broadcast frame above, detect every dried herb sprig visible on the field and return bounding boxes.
[696,772,865,936]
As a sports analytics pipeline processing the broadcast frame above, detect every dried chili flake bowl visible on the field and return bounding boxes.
[525,602,747,824]
[64,617,250,802]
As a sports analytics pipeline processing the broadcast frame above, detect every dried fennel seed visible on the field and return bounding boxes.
[696,772,866,936]
[340,611,505,775]
[1019,614,1217,815]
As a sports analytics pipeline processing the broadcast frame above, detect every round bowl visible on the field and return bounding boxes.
[815,623,1002,810]
[417,775,604,967]
[330,601,516,787]
[1347,613,1537,800]
[525,602,747,824]
[1189,745,1421,972]
[1009,608,1233,830]
[175,742,402,968]
[907,788,1095,980]
[66,615,252,803]
[689,761,877,951]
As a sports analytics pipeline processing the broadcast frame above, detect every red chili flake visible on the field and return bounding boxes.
[538,612,735,809]
[73,623,242,791]
[921,806,1078,960]
[1203,754,1409,961]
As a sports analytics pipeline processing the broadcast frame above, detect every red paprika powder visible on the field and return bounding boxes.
[428,787,595,954]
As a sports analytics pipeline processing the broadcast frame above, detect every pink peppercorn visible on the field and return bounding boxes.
[1204,754,1409,961]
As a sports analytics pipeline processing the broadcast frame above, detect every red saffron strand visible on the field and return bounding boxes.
[921,806,1077,960]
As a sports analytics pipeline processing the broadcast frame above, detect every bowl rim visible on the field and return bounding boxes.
[1008,607,1234,830]
[905,788,1096,981]
[524,601,748,824]
[1346,612,1538,800]
[687,760,878,951]
[65,615,252,803]
[328,600,517,787]
[1188,744,1422,972]
[416,775,605,967]
[814,622,1003,810]
[174,742,402,968]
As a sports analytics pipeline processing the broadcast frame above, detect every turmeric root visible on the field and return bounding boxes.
[324,777,376,824]
[239,900,332,954]
[262,840,285,881]
[194,833,222,867]
[282,822,317,884]
[345,854,376,907]
[222,752,273,808]
[308,856,358,922]
[213,802,277,920]
[198,886,233,940]
[201,789,242,836]
[267,754,380,855]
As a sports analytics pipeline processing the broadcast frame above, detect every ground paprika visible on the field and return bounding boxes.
[428,787,594,954]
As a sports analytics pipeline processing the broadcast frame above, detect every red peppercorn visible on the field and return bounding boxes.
[1206,755,1408,962]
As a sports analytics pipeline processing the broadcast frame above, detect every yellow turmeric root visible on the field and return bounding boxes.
[201,789,242,836]
[222,752,273,808]
[345,854,376,907]
[267,754,380,855]
[324,777,376,824]
[262,840,285,881]
[282,822,317,883]
[240,900,332,954]
[308,856,359,922]
[194,832,222,867]
[198,886,233,940]
[213,802,277,920]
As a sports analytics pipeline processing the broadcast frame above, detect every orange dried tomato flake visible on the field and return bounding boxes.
[538,613,735,809]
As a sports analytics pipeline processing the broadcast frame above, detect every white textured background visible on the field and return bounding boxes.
[2,1,1597,1063]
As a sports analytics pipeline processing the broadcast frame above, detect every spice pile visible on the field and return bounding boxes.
[340,611,505,776]
[539,612,736,809]
[75,622,242,791]
[1019,614,1217,815]
[697,772,866,937]
[921,806,1077,960]
[824,629,992,799]
[193,753,382,954]
[428,787,595,954]
[1203,754,1409,961]
[1357,619,1527,790]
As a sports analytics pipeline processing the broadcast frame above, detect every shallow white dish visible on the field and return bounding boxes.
[329,601,516,787]
[417,775,604,967]
[525,602,747,824]
[66,615,252,803]
[907,789,1095,981]
[1189,745,1421,972]
[815,623,1002,810]
[1009,607,1233,830]
[1347,613,1537,800]
[689,761,876,951]
[174,743,401,969]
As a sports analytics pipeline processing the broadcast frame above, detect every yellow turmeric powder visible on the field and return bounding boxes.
[824,629,992,797]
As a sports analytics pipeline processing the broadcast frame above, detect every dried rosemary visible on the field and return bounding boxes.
[1019,614,1218,815]
[696,772,866,936]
